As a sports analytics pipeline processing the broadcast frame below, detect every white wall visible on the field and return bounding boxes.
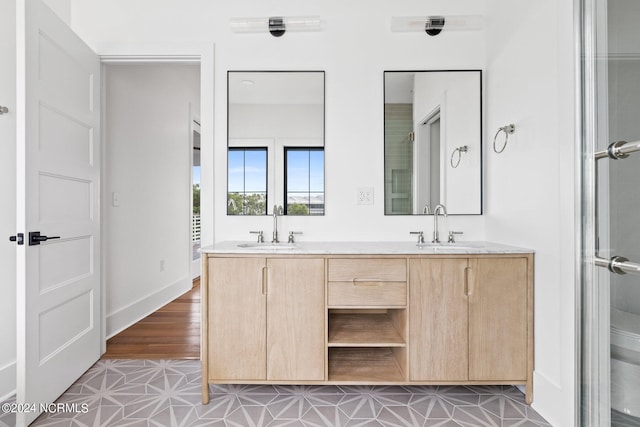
[103,63,200,337]
[70,0,487,243]
[42,0,71,25]
[0,0,17,403]
[229,104,323,139]
[69,0,576,424]
[484,1,576,426]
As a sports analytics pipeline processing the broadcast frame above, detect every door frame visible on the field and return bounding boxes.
[97,43,214,351]
[413,100,446,214]
[578,0,613,425]
[191,113,201,281]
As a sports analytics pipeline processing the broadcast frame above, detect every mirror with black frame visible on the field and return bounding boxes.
[384,70,482,215]
[227,71,325,216]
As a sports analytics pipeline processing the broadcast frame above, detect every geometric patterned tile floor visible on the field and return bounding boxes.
[0,359,552,427]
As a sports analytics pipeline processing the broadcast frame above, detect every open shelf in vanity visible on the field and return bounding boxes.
[328,347,406,382]
[328,310,406,347]
[327,309,408,382]
[327,310,408,382]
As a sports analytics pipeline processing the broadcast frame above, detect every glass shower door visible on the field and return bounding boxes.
[581,0,640,425]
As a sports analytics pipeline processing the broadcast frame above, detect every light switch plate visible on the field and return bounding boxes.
[357,187,374,205]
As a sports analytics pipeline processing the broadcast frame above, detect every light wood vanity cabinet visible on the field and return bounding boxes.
[468,257,529,382]
[202,251,533,405]
[409,256,533,400]
[266,258,325,381]
[204,257,325,389]
[207,257,266,381]
[409,258,469,381]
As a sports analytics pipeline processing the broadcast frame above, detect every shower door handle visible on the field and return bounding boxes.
[592,139,640,276]
[594,256,640,275]
[594,140,640,160]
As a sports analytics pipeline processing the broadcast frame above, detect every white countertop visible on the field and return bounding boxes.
[200,241,534,255]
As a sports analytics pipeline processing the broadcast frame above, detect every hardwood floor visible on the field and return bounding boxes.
[102,278,200,359]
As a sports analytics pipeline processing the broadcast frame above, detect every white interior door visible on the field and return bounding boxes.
[16,1,101,425]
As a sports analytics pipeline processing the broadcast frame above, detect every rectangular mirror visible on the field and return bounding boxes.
[384,70,482,215]
[228,71,325,215]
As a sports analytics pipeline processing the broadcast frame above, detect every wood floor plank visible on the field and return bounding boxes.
[102,280,201,359]
[107,336,200,344]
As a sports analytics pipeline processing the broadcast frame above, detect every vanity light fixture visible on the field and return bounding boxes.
[391,15,483,36]
[230,16,321,37]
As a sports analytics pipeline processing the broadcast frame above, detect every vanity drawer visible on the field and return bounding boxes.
[327,259,406,282]
[327,281,407,307]
[327,259,407,307]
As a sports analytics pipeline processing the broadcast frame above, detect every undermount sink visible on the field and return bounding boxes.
[237,243,297,250]
[416,243,477,250]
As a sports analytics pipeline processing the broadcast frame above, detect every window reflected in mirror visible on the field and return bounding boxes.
[227,148,267,215]
[227,71,325,216]
[285,148,324,215]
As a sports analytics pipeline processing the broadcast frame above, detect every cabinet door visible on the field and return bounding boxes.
[468,257,528,381]
[409,258,469,381]
[266,258,325,381]
[209,257,266,380]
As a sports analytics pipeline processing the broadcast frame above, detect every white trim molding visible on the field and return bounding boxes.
[0,360,16,404]
[105,277,192,339]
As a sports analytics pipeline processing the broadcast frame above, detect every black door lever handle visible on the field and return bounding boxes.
[29,231,61,246]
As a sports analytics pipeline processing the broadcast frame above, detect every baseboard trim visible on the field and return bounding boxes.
[0,360,16,403]
[532,370,568,427]
[106,277,192,339]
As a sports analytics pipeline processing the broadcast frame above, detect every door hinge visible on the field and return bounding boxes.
[9,233,24,245]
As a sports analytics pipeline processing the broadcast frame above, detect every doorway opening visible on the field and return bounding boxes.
[192,119,201,280]
[414,108,442,214]
[101,61,201,359]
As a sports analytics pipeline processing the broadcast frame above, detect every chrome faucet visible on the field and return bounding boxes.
[272,205,283,243]
[432,204,448,243]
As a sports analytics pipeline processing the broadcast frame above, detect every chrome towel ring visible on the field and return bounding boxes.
[450,145,468,168]
[493,124,515,153]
